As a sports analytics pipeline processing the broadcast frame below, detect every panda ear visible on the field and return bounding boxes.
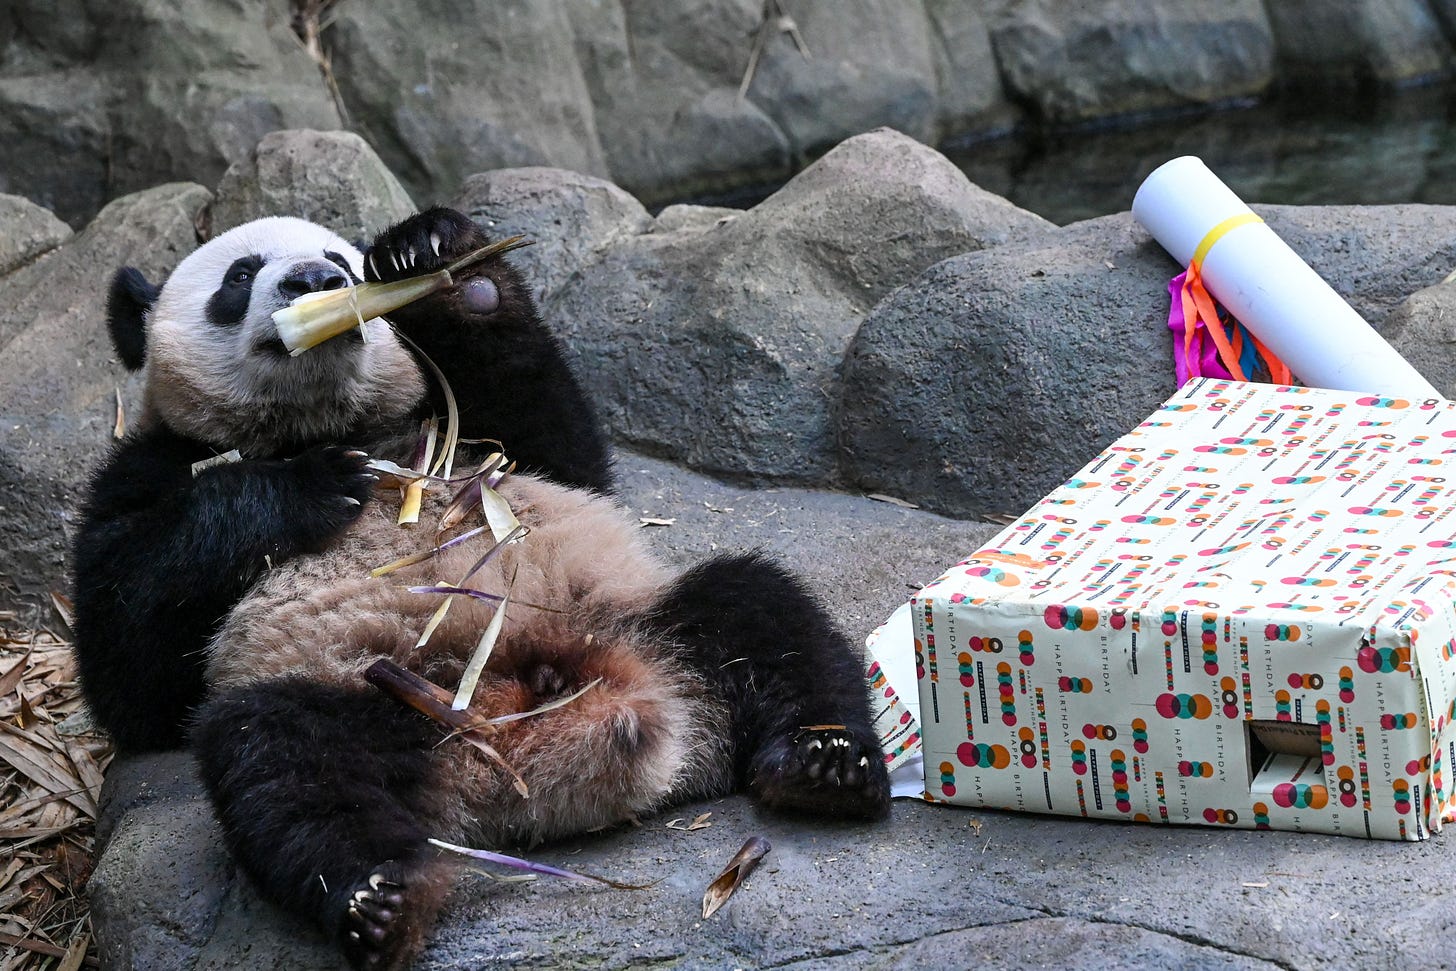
[107,267,158,371]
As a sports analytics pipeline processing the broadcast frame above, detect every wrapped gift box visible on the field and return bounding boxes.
[914,378,1456,840]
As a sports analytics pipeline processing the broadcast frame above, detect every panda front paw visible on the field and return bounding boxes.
[285,445,376,547]
[750,726,891,821]
[364,208,488,284]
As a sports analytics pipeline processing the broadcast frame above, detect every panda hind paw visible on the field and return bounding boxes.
[337,865,415,971]
[750,727,891,821]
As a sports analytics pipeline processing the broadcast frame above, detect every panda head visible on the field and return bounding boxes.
[108,217,425,455]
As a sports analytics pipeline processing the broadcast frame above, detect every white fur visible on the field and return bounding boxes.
[143,217,425,454]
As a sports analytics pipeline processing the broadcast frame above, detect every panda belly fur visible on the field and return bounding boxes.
[207,474,732,847]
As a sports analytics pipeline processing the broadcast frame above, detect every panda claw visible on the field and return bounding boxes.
[750,727,891,820]
[367,252,380,280]
[429,233,441,256]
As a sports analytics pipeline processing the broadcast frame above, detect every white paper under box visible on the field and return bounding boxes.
[914,378,1456,840]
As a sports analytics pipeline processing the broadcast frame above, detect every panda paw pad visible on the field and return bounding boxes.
[340,868,409,970]
[365,208,486,284]
[751,727,891,821]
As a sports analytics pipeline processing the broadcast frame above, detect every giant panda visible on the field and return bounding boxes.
[72,207,891,969]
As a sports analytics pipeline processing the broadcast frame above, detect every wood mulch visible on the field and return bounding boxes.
[0,603,110,971]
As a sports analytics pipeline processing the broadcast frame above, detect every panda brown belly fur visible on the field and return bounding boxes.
[193,474,739,969]
[207,473,733,845]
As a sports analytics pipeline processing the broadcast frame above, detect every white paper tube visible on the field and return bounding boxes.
[1132,156,1438,398]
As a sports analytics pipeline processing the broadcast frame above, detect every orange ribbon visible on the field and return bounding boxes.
[1178,214,1292,386]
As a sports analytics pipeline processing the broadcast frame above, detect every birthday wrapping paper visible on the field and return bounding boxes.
[915,378,1456,840]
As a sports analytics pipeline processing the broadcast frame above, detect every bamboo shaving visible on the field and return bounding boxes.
[452,568,516,710]
[414,599,453,651]
[393,331,460,485]
[370,525,489,578]
[398,419,438,526]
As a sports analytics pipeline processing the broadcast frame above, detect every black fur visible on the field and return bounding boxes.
[643,551,891,819]
[193,678,452,969]
[71,428,375,751]
[106,267,157,371]
[365,207,614,494]
[206,255,264,328]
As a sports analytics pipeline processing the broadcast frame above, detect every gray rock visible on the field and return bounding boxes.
[1262,204,1456,327]
[924,0,1016,139]
[329,0,606,207]
[0,183,211,617]
[737,0,940,152]
[988,0,1276,123]
[0,0,339,227]
[840,211,1176,520]
[650,203,741,235]
[211,129,416,241]
[565,0,793,205]
[450,167,651,304]
[0,72,111,227]
[91,755,236,971]
[549,128,1052,485]
[840,203,1456,519]
[1382,282,1456,397]
[1267,0,1452,86]
[0,194,71,277]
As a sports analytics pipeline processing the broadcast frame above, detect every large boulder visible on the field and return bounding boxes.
[1382,281,1456,397]
[449,167,652,305]
[987,0,1276,124]
[924,0,1016,137]
[0,0,338,226]
[210,129,416,241]
[328,0,607,206]
[1266,0,1452,87]
[548,128,1052,485]
[840,203,1456,519]
[0,194,71,279]
[564,0,793,204]
[0,183,212,616]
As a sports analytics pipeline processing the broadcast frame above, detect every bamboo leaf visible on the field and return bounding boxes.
[452,568,516,711]
[427,838,652,890]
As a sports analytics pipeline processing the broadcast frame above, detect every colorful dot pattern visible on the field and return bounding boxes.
[912,379,1456,841]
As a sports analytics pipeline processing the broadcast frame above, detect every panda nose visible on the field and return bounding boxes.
[278,264,349,299]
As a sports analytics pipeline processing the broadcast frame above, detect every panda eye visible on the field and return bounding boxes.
[221,255,263,289]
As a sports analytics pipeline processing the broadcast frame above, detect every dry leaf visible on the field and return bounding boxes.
[57,932,89,971]
[0,651,30,700]
[865,493,919,509]
[48,593,75,633]
[702,835,772,918]
[665,812,713,832]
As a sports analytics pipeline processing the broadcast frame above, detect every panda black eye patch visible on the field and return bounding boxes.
[207,255,266,328]
[324,251,361,285]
